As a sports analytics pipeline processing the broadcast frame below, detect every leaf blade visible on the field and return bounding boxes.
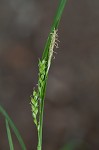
[0,105,26,150]
[5,119,14,150]
[42,0,68,60]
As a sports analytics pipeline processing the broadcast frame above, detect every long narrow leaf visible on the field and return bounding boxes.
[5,119,14,150]
[42,0,68,59]
[0,105,26,150]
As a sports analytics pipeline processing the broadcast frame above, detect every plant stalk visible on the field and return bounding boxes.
[37,1,68,150]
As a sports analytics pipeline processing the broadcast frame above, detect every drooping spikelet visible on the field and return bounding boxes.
[31,59,46,129]
[31,90,38,127]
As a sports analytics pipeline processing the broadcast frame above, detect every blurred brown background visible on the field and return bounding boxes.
[0,0,99,150]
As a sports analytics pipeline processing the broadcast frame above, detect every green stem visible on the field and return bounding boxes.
[37,80,47,150]
[37,0,68,150]
[37,142,41,150]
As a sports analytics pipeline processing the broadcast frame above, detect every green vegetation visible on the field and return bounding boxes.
[5,119,14,150]
[31,0,67,149]
[0,105,26,150]
[0,0,68,149]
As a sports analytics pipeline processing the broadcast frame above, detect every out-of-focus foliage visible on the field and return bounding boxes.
[0,105,26,150]
[5,119,14,150]
[61,140,82,150]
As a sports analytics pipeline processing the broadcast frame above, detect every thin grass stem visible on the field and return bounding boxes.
[37,1,68,150]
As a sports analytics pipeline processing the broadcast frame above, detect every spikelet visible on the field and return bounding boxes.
[31,59,46,129]
[47,28,59,74]
[31,90,38,127]
[38,59,46,98]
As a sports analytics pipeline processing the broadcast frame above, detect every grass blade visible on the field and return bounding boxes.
[42,0,68,59]
[0,105,26,150]
[5,119,14,150]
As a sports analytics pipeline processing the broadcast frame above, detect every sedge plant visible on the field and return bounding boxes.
[30,0,68,150]
[0,0,68,150]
